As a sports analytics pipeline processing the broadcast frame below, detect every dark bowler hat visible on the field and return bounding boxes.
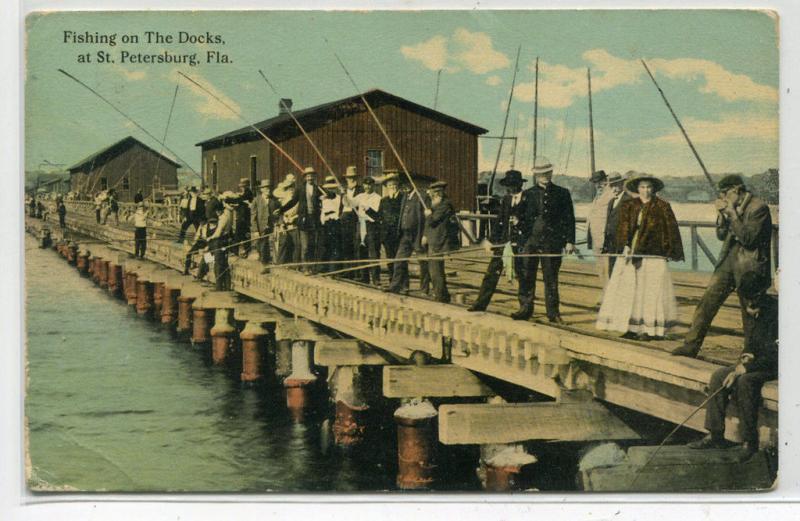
[718,174,745,192]
[499,169,526,186]
[590,170,608,183]
[625,173,664,193]
[363,177,375,185]
[738,271,770,300]
[428,181,447,192]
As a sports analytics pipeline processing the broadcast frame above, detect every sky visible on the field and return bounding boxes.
[24,10,779,179]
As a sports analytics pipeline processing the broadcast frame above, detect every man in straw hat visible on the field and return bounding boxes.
[355,177,383,285]
[340,166,363,279]
[231,178,253,257]
[601,172,631,274]
[423,180,457,303]
[672,174,773,357]
[206,191,238,290]
[251,178,280,268]
[387,172,430,295]
[379,170,404,281]
[468,169,532,312]
[274,172,301,265]
[516,158,576,322]
[319,175,343,273]
[297,167,322,272]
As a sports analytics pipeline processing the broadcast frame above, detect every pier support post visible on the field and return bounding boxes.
[284,340,318,422]
[107,263,123,297]
[152,282,165,318]
[210,308,235,364]
[68,244,78,265]
[161,286,181,326]
[479,443,537,492]
[240,320,269,384]
[135,279,154,317]
[98,259,109,289]
[394,398,438,490]
[177,295,196,335]
[331,366,369,447]
[125,272,138,306]
[77,252,89,276]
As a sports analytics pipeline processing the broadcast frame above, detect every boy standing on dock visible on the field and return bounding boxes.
[133,201,147,259]
[423,181,456,303]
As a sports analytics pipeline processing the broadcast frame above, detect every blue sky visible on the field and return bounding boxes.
[25,10,778,178]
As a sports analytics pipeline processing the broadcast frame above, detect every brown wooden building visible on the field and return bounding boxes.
[67,136,180,202]
[195,90,488,211]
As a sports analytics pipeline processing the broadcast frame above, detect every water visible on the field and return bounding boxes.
[25,235,420,493]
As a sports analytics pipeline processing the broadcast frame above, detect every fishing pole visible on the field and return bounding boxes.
[58,69,201,179]
[257,70,345,192]
[489,45,522,196]
[176,72,305,173]
[153,84,180,185]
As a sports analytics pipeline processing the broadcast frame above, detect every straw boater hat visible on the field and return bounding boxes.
[607,172,624,185]
[344,166,358,178]
[258,179,272,189]
[532,157,554,176]
[239,177,250,186]
[625,173,664,193]
[382,172,400,185]
[428,180,447,193]
[499,169,526,186]
[302,166,317,178]
[321,175,339,190]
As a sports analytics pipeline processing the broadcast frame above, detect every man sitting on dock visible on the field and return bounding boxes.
[686,271,777,460]
[673,175,773,358]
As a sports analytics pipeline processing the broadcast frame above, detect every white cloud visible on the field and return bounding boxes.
[112,64,147,81]
[401,29,510,75]
[168,69,241,121]
[648,113,778,145]
[486,75,502,86]
[511,49,777,108]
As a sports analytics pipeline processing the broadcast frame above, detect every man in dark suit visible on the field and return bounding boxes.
[340,166,364,279]
[388,176,430,295]
[379,172,404,281]
[687,271,777,460]
[468,169,531,313]
[189,186,206,229]
[251,179,280,267]
[673,175,773,357]
[423,181,456,303]
[516,158,576,322]
[601,173,632,273]
[297,167,322,272]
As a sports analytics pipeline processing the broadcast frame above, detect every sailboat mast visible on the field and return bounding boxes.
[587,67,596,175]
[532,56,539,168]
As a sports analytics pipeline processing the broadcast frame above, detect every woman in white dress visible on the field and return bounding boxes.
[596,174,684,340]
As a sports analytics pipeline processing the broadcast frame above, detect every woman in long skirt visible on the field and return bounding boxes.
[596,174,684,340]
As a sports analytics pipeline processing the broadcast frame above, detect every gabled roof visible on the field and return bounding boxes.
[196,89,488,149]
[67,136,181,173]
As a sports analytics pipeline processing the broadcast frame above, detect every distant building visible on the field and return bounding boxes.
[67,136,180,202]
[195,89,488,211]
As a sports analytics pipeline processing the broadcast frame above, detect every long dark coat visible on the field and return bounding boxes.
[617,196,684,261]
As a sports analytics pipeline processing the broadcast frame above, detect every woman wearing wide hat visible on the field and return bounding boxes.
[595,173,684,340]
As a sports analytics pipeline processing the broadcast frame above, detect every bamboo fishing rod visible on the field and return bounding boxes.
[258,70,344,192]
[58,69,202,180]
[327,41,429,211]
[489,45,522,196]
[640,59,716,191]
[153,84,180,186]
[176,72,305,174]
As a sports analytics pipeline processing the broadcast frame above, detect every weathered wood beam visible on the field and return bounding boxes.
[438,401,639,445]
[315,339,395,367]
[383,365,495,398]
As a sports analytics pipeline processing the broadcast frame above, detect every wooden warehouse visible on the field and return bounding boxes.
[195,89,488,211]
[67,136,180,202]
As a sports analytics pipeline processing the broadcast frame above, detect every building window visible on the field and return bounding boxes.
[121,176,130,190]
[366,149,384,178]
[99,177,108,190]
[250,156,258,188]
[211,161,218,190]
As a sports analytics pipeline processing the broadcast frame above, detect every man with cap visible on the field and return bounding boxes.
[379,171,404,281]
[251,178,280,268]
[423,180,457,303]
[274,173,301,265]
[686,271,777,460]
[340,166,363,279]
[516,158,576,322]
[468,169,532,312]
[297,167,322,272]
[586,170,615,288]
[388,176,430,295]
[601,172,632,274]
[355,177,382,285]
[673,175,773,357]
[319,175,343,273]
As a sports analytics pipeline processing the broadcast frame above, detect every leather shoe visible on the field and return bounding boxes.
[511,309,532,321]
[687,434,729,450]
[738,441,758,462]
[467,303,486,312]
[671,343,700,357]
[548,315,565,325]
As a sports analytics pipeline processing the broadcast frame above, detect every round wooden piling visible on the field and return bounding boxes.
[77,253,89,276]
[484,464,523,492]
[126,272,138,306]
[210,308,235,364]
[333,400,369,447]
[177,295,196,335]
[68,244,78,265]
[161,287,180,326]
[135,279,154,317]
[240,321,268,383]
[152,282,165,318]
[191,307,213,344]
[284,340,318,422]
[394,400,438,490]
[107,263,123,297]
[479,444,537,492]
[98,260,110,289]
